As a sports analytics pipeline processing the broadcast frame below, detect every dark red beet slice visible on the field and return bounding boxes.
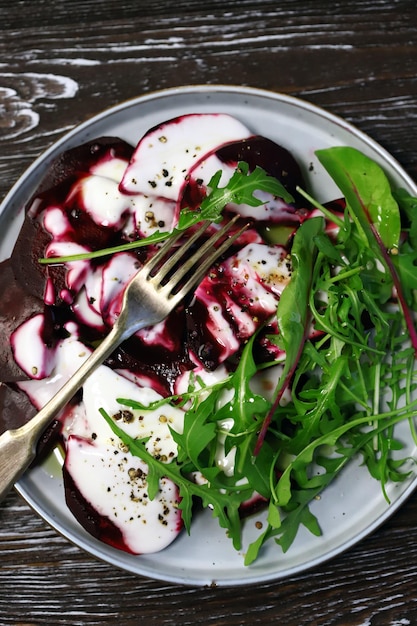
[10,137,134,304]
[180,136,309,222]
[185,248,284,371]
[0,380,60,465]
[106,308,195,396]
[0,383,37,434]
[0,258,56,382]
[63,462,134,554]
[217,135,306,205]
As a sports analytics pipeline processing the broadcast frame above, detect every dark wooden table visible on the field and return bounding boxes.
[1,1,417,624]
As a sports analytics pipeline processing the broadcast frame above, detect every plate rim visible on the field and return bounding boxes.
[2,83,417,587]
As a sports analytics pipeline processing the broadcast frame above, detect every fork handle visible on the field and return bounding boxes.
[0,428,40,502]
[0,316,130,503]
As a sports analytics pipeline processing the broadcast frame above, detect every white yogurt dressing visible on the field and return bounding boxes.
[11,313,55,380]
[120,113,252,199]
[76,175,130,228]
[65,365,184,554]
[65,438,182,553]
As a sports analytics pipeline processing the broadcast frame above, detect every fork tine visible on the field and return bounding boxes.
[161,214,240,287]
[165,216,248,302]
[142,228,187,275]
[146,220,211,282]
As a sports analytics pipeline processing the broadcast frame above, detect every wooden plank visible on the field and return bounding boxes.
[1,1,417,623]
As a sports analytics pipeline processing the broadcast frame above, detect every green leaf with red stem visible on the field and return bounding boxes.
[316,147,401,250]
[316,146,417,355]
[254,216,323,455]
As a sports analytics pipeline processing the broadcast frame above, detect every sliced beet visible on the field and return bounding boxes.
[119,113,252,199]
[185,242,291,370]
[10,137,134,305]
[0,258,56,382]
[216,135,306,205]
[63,433,184,555]
[63,461,133,554]
[33,136,134,196]
[0,382,61,460]
[179,136,310,228]
[106,308,195,397]
[0,382,37,434]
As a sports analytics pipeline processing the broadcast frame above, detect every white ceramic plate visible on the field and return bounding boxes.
[2,85,417,587]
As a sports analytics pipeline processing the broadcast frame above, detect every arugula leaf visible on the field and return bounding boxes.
[178,162,294,229]
[169,387,219,469]
[275,217,323,355]
[171,335,272,495]
[39,162,293,265]
[100,407,250,549]
[245,487,322,566]
[394,188,417,229]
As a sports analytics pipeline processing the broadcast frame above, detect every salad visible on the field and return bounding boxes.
[1,111,417,565]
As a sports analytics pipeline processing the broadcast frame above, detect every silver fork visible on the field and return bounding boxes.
[0,215,246,502]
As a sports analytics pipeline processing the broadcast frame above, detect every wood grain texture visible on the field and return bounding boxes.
[1,1,417,624]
